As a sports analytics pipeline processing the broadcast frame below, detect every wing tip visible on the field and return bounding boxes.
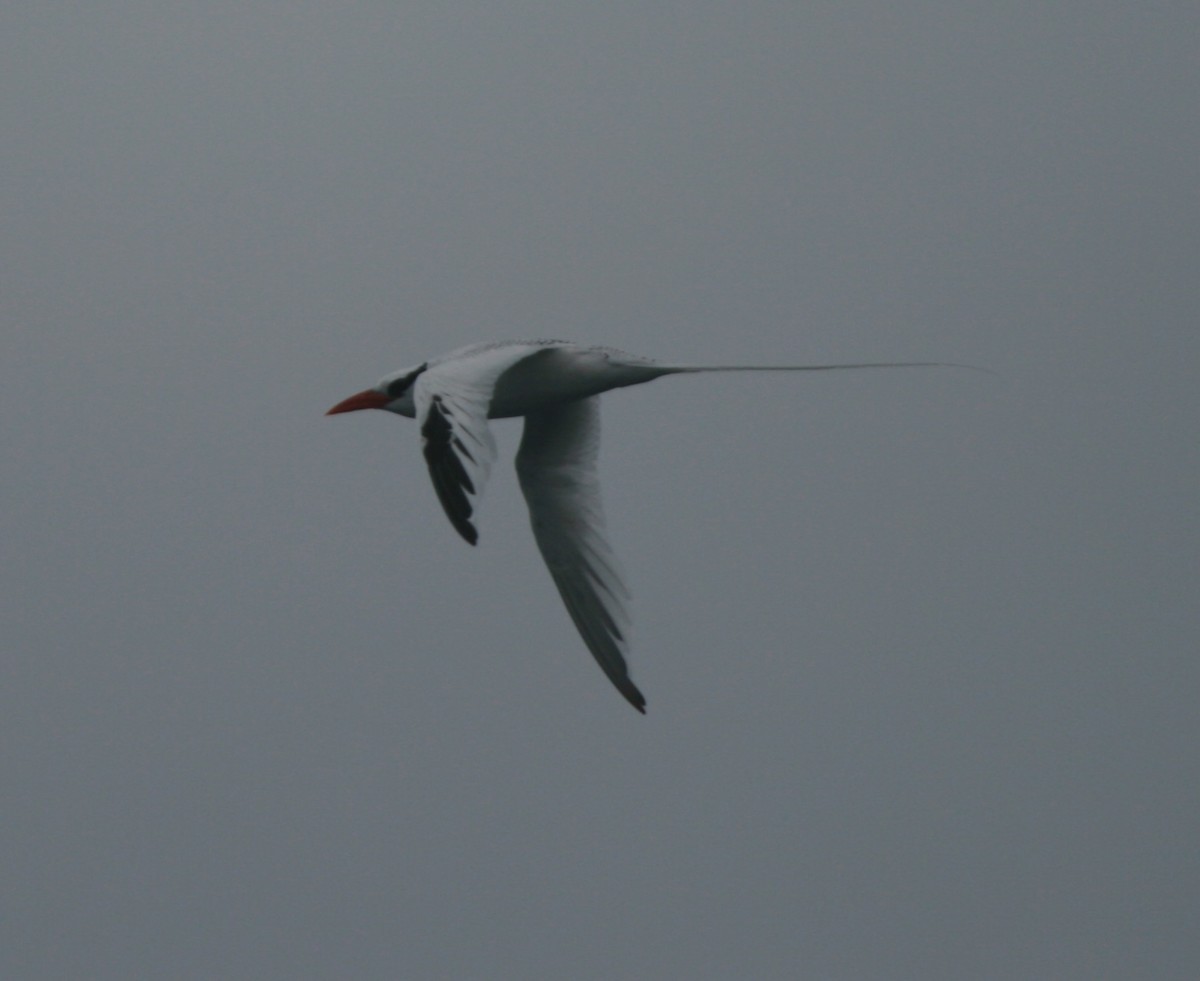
[622,683,647,714]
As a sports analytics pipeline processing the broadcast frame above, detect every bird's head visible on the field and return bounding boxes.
[326,362,427,419]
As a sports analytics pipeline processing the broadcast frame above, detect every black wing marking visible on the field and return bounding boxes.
[412,345,555,546]
[421,395,480,545]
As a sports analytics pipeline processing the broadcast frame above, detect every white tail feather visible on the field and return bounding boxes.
[656,361,992,375]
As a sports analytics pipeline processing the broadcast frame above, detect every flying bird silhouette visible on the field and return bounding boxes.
[328,340,975,713]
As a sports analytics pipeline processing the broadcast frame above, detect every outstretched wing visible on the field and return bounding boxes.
[414,343,551,545]
[515,397,644,713]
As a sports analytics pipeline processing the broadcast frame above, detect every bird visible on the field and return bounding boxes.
[327,339,976,713]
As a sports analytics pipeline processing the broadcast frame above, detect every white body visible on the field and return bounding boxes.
[386,341,675,419]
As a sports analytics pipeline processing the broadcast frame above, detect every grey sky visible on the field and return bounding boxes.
[4,3,1198,978]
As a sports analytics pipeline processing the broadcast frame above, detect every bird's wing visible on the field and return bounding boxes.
[515,397,644,713]
[414,343,552,545]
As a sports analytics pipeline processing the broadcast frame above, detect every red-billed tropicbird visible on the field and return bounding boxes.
[328,340,973,713]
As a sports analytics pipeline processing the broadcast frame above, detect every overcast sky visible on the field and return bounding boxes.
[4,4,1198,978]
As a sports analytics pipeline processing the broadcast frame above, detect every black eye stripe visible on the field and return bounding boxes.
[385,362,428,398]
